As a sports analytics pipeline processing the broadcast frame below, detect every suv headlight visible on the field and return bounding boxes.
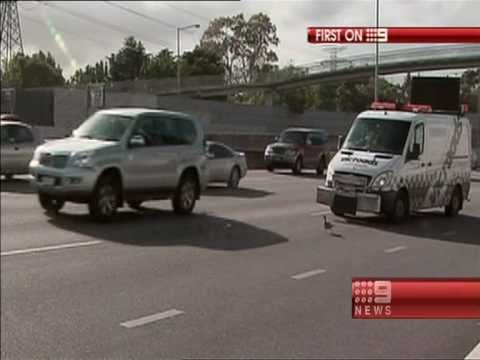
[370,171,394,191]
[32,148,42,162]
[71,150,94,168]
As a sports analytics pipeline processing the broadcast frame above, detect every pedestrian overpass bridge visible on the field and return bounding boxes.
[158,45,480,98]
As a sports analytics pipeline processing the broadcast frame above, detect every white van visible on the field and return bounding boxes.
[317,103,471,223]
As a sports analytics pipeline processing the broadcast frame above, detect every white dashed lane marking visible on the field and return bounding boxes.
[120,309,184,328]
[291,269,327,280]
[1,240,103,256]
[384,246,407,254]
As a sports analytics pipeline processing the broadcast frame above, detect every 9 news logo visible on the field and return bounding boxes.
[352,280,392,318]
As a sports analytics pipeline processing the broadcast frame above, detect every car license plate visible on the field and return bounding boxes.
[333,194,357,214]
[41,176,55,186]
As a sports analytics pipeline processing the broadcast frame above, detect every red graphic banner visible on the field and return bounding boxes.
[307,27,480,43]
[352,278,480,319]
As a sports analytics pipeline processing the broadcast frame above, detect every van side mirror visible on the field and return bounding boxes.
[274,136,279,142]
[129,134,146,148]
[407,143,420,161]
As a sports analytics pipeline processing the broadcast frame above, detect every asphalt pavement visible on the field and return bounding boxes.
[1,170,479,359]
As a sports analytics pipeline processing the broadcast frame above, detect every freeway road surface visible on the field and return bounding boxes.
[1,171,480,359]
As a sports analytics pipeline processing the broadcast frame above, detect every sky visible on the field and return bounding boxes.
[17,0,480,79]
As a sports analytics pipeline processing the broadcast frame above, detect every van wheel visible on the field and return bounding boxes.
[445,186,462,217]
[128,201,143,210]
[292,156,303,175]
[4,174,13,181]
[266,165,274,172]
[228,167,240,188]
[39,194,65,214]
[89,175,119,221]
[172,173,197,215]
[388,191,409,224]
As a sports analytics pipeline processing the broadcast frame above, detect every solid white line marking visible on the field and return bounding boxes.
[465,341,480,359]
[310,210,331,216]
[120,309,184,328]
[1,240,103,256]
[384,246,407,254]
[291,269,327,280]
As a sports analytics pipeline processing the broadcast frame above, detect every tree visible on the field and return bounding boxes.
[461,68,479,112]
[108,36,147,81]
[201,13,279,84]
[143,49,176,79]
[181,46,224,77]
[1,51,65,88]
[70,60,108,86]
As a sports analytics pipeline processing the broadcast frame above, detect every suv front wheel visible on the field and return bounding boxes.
[89,175,119,221]
[292,156,303,175]
[172,173,198,215]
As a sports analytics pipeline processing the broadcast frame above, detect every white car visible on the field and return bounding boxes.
[1,117,39,180]
[206,141,248,188]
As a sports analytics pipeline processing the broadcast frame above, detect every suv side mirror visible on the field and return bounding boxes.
[306,137,312,146]
[206,152,215,159]
[129,134,146,148]
[8,137,15,144]
[407,143,420,161]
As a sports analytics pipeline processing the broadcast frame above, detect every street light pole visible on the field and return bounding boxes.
[374,0,380,102]
[176,24,200,94]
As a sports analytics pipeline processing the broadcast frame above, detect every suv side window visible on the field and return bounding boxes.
[171,117,197,145]
[309,132,328,146]
[133,114,198,147]
[10,125,34,143]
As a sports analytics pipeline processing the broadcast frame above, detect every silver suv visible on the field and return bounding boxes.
[29,108,208,220]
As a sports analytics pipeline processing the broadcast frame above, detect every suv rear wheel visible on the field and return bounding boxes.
[89,175,119,221]
[172,173,198,215]
[39,194,65,214]
[316,157,326,176]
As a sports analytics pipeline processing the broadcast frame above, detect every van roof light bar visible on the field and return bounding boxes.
[370,102,432,113]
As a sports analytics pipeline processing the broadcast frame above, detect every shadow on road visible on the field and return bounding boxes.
[335,211,479,246]
[0,178,35,194]
[205,186,274,198]
[47,208,288,251]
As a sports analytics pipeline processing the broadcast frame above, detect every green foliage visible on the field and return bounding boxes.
[143,49,176,79]
[181,46,223,77]
[461,68,479,112]
[201,12,279,84]
[70,60,108,86]
[107,36,147,81]
[1,51,65,88]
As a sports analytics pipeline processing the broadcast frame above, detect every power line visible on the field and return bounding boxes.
[165,3,210,23]
[103,1,176,30]
[37,1,172,49]
[21,13,112,48]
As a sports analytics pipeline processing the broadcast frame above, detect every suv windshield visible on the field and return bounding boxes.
[74,112,133,141]
[344,118,411,155]
[279,130,306,144]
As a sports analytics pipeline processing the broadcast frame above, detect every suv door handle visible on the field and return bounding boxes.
[14,146,19,151]
[420,163,425,167]
[427,162,432,166]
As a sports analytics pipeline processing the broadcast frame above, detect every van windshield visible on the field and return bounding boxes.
[344,118,411,155]
[74,112,133,141]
